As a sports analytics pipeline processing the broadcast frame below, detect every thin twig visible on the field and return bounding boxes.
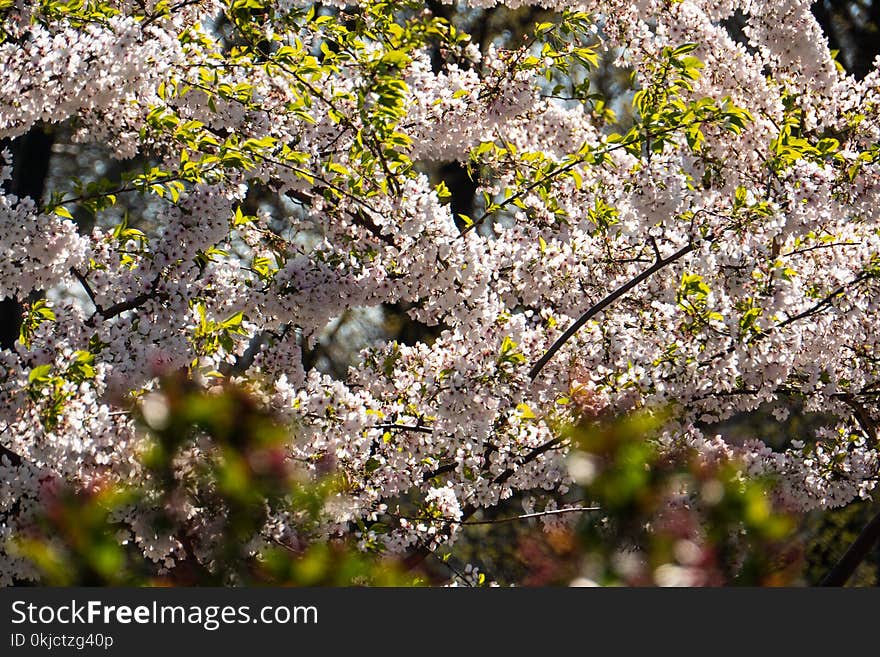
[459,505,599,526]
[395,505,599,527]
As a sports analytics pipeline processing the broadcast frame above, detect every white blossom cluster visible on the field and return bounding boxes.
[0,151,88,298]
[3,0,880,583]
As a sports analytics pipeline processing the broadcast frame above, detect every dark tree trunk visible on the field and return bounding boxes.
[0,125,55,351]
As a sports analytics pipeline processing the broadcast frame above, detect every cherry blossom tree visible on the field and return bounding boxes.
[3,0,880,586]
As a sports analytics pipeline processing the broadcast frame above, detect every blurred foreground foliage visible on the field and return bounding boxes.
[8,379,859,586]
[563,412,799,586]
[444,412,801,586]
[11,375,414,586]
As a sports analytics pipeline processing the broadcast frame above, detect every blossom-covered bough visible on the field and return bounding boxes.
[2,0,880,585]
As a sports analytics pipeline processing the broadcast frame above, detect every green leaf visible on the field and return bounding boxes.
[516,403,537,419]
[435,180,452,203]
[53,205,74,220]
[28,364,53,384]
[672,43,698,56]
[379,50,411,68]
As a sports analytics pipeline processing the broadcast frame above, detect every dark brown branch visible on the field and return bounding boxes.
[490,437,564,486]
[85,275,167,325]
[422,462,456,481]
[375,423,434,434]
[529,241,695,380]
[71,268,101,313]
[285,189,396,248]
[838,395,879,449]
[0,422,23,467]
[350,210,396,247]
[683,268,878,384]
[775,272,871,331]
[0,444,22,467]
[98,291,157,320]
[820,507,880,586]
[221,330,269,377]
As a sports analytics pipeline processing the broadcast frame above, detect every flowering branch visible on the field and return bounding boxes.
[529,240,695,380]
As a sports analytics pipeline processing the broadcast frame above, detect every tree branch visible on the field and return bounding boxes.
[85,276,166,324]
[820,507,880,586]
[375,423,435,434]
[71,267,101,313]
[220,330,269,377]
[528,241,694,380]
[0,444,22,467]
[98,291,158,321]
[775,272,871,331]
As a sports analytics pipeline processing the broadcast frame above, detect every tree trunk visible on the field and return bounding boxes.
[0,125,55,350]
